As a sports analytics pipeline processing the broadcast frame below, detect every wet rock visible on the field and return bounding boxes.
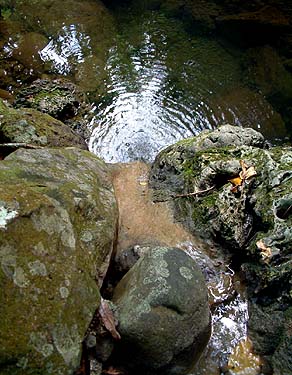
[12,0,115,40]
[0,0,115,94]
[10,32,48,72]
[112,246,211,375]
[0,98,87,151]
[150,124,266,201]
[216,5,290,46]
[0,147,118,374]
[149,125,292,373]
[248,303,285,355]
[207,86,288,141]
[15,78,93,140]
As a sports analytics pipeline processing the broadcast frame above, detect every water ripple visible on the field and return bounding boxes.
[89,10,286,163]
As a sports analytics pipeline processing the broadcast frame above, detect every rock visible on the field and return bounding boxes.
[149,125,292,373]
[216,5,290,46]
[14,78,93,141]
[149,124,266,201]
[0,147,118,374]
[0,98,87,151]
[248,303,285,356]
[112,246,211,375]
[9,32,48,72]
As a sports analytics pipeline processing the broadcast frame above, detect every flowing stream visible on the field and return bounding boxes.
[111,162,261,375]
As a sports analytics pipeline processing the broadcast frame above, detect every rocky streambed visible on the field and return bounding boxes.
[1,1,292,374]
[0,96,291,374]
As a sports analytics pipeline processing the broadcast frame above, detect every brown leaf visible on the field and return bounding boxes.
[256,239,272,263]
[102,367,125,375]
[229,176,243,187]
[229,160,257,193]
[99,298,121,340]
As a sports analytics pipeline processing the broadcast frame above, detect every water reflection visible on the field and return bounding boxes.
[89,11,285,163]
[89,27,197,162]
[39,24,92,75]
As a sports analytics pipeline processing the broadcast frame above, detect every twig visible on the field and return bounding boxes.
[173,185,215,199]
[282,204,292,219]
[0,143,43,149]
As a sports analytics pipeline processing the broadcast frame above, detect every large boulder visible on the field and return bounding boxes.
[149,125,292,374]
[112,246,211,375]
[0,98,87,151]
[0,147,118,374]
[150,124,266,201]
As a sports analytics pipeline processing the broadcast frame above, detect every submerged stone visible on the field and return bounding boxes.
[112,246,211,375]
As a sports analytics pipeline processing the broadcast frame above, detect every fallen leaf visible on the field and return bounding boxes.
[99,298,121,340]
[102,366,125,375]
[240,165,257,180]
[229,176,243,186]
[229,160,257,193]
[256,239,272,263]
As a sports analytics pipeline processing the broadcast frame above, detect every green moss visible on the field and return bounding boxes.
[0,148,117,374]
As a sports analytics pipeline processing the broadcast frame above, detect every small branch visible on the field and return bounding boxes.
[173,185,215,199]
[0,143,43,149]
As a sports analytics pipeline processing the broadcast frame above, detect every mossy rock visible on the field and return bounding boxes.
[149,125,292,373]
[14,78,93,141]
[0,147,118,374]
[0,98,87,149]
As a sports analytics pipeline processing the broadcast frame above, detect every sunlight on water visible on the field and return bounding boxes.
[88,11,284,163]
[39,24,92,75]
[181,241,251,375]
[89,30,196,162]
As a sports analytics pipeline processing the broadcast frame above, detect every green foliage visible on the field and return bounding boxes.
[1,7,11,20]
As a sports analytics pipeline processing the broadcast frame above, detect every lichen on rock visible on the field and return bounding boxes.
[0,147,118,374]
[112,246,211,375]
[0,98,87,150]
[149,124,292,374]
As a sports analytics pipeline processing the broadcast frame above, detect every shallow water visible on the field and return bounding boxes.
[111,162,261,375]
[0,2,289,163]
[88,8,287,162]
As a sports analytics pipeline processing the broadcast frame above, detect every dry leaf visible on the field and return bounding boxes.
[102,366,124,375]
[256,239,272,263]
[99,298,121,340]
[229,176,243,186]
[240,165,257,180]
[229,160,257,193]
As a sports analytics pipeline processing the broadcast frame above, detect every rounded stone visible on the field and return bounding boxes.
[112,246,211,375]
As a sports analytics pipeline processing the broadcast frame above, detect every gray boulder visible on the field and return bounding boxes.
[112,246,211,375]
[150,124,266,201]
[0,147,118,374]
[149,125,292,374]
[0,98,87,151]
